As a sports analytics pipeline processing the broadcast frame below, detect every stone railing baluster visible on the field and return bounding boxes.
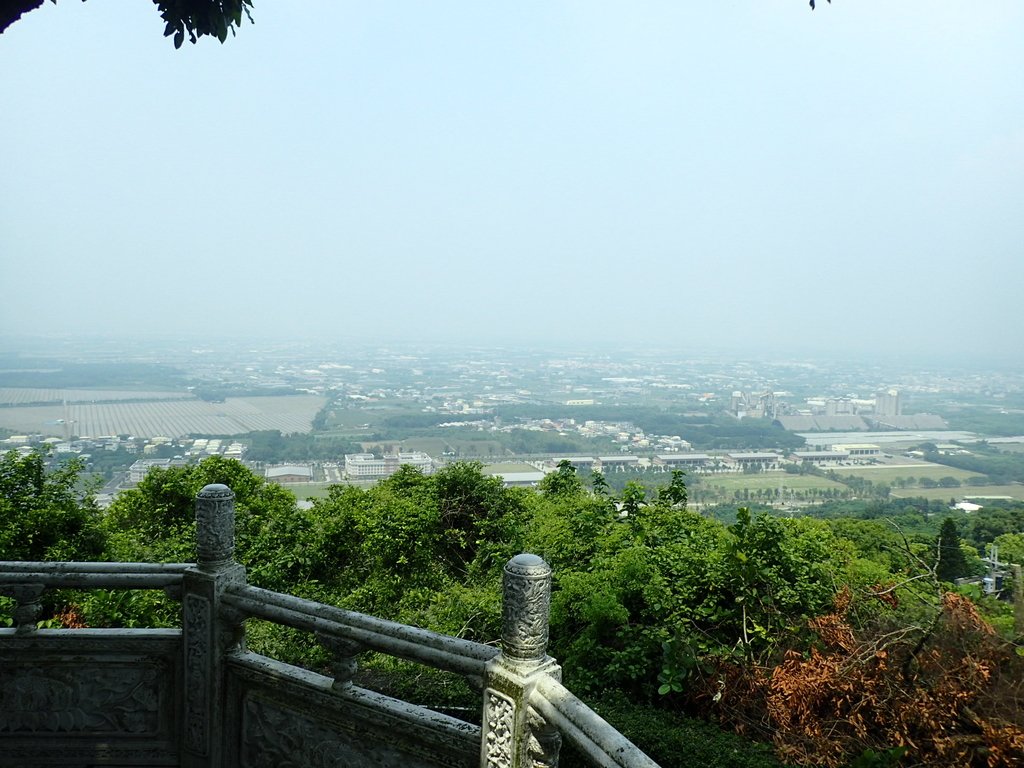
[317,632,364,690]
[1,583,45,634]
[181,484,247,768]
[480,553,562,768]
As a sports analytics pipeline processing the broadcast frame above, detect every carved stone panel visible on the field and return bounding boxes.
[0,663,160,734]
[225,654,478,768]
[184,593,211,756]
[482,690,516,768]
[242,695,409,768]
[0,631,180,766]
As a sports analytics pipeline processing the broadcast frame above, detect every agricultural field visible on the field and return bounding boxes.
[443,437,508,457]
[834,464,984,484]
[890,485,1024,501]
[399,437,450,455]
[281,482,337,500]
[702,472,848,493]
[323,403,421,433]
[0,395,326,438]
[0,387,191,405]
[482,462,540,475]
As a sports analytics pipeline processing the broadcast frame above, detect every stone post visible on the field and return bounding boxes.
[480,554,562,768]
[1013,564,1024,637]
[181,484,247,768]
[317,632,363,691]
[4,584,44,634]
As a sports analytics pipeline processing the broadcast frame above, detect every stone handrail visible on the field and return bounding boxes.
[0,560,188,588]
[530,676,661,768]
[222,583,499,678]
[0,561,189,633]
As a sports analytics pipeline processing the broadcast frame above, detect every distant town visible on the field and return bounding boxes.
[2,336,1023,509]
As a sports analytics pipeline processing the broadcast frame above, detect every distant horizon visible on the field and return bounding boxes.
[0,330,1019,372]
[3,2,1022,365]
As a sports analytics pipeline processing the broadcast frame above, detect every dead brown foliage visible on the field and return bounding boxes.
[700,592,1024,767]
[54,604,88,629]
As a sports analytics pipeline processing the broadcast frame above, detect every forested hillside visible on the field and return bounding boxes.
[3,450,1023,767]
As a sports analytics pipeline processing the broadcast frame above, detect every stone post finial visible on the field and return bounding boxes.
[501,553,552,663]
[195,483,235,570]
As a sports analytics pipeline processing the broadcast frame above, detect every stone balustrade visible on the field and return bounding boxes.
[0,483,661,768]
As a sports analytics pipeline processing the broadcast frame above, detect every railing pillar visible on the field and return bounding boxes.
[181,484,247,768]
[480,554,562,768]
[1,583,44,634]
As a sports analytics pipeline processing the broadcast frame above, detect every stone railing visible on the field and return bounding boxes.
[0,483,661,768]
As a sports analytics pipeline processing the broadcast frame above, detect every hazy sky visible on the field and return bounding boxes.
[2,2,1022,359]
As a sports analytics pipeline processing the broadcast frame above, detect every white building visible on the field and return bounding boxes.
[127,459,173,485]
[831,443,881,459]
[344,452,434,480]
[875,389,902,418]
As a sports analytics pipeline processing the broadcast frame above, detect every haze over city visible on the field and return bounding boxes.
[2,2,1022,359]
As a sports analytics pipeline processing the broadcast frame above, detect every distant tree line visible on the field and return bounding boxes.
[234,430,361,463]
[921,444,1024,485]
[0,361,186,390]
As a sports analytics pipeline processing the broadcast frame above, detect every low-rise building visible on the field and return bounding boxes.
[792,450,851,466]
[128,459,171,485]
[344,452,434,480]
[597,455,640,472]
[654,453,712,470]
[489,470,547,488]
[831,443,881,459]
[266,464,314,484]
[727,452,782,469]
[553,457,596,473]
[126,458,182,486]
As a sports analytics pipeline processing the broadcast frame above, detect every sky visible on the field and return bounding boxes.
[2,1,1022,360]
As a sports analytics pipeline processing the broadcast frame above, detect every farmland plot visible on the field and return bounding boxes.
[0,388,192,405]
[0,395,326,438]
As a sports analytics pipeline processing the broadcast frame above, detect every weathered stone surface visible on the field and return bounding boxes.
[226,653,478,768]
[195,483,235,569]
[483,555,564,768]
[0,630,181,767]
[501,553,551,663]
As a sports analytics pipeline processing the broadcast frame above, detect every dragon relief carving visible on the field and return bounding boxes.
[501,576,550,658]
[196,492,235,563]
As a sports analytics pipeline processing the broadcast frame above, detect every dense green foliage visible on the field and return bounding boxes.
[936,517,971,582]
[0,450,104,561]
